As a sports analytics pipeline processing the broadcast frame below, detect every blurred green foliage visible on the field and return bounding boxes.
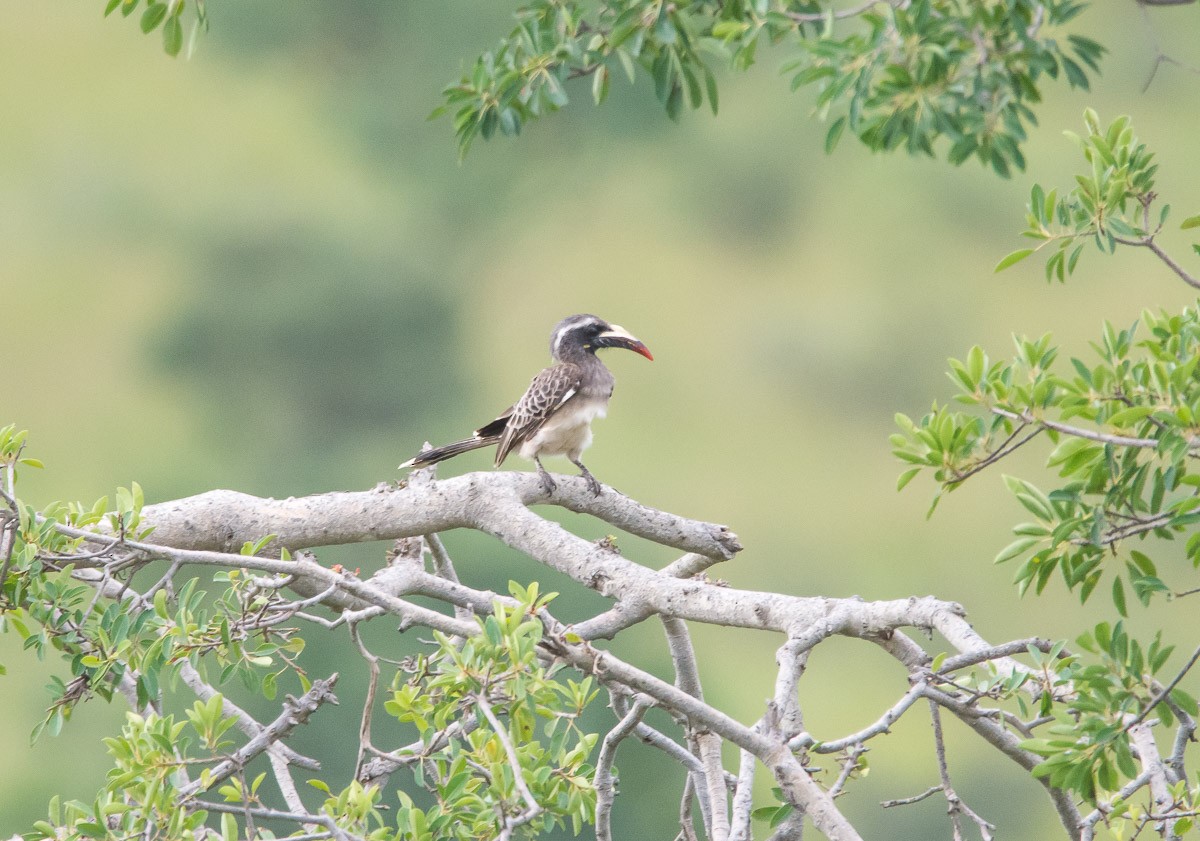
[114,0,1109,174]
[157,230,463,476]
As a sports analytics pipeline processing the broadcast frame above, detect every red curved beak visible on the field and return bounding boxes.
[597,324,653,361]
[626,341,653,361]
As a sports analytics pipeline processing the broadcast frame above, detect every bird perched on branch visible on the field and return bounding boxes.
[399,314,653,495]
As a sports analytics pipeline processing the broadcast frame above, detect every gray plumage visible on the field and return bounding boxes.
[399,314,652,494]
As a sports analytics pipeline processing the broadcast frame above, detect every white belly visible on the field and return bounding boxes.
[519,398,607,461]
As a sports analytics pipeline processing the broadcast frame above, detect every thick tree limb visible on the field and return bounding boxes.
[130,479,984,651]
[136,475,739,559]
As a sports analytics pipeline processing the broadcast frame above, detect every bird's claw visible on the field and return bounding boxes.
[581,471,602,496]
[538,472,558,495]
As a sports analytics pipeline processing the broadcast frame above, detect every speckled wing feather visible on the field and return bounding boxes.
[493,362,582,466]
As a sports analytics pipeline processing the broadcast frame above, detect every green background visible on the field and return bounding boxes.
[3,2,1200,838]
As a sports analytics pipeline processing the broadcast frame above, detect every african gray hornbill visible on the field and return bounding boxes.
[399,314,653,495]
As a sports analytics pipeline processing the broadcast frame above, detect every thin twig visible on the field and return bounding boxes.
[349,622,381,781]
[792,681,926,753]
[267,747,309,815]
[920,684,1081,834]
[178,674,339,798]
[786,0,904,23]
[595,694,651,841]
[1111,233,1200,289]
[1079,770,1154,840]
[991,407,1184,450]
[678,773,701,841]
[475,693,543,833]
[947,425,1042,486]
[882,785,943,808]
[186,801,356,841]
[1125,644,1200,732]
[927,699,996,841]
[828,745,867,797]
[934,638,1061,674]
[0,462,20,600]
[424,532,473,624]
[177,660,320,771]
[1137,0,1200,94]
[610,691,733,786]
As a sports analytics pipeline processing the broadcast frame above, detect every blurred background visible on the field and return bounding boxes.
[4,2,1200,838]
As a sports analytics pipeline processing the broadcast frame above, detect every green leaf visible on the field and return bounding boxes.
[140,1,167,33]
[712,20,750,40]
[1111,576,1128,617]
[896,467,920,491]
[665,83,683,122]
[544,75,568,108]
[995,249,1035,272]
[995,537,1041,564]
[703,66,718,116]
[162,15,183,57]
[1004,476,1055,520]
[824,116,845,154]
[1181,215,1200,230]
[1170,687,1199,716]
[1106,406,1154,427]
[591,65,610,106]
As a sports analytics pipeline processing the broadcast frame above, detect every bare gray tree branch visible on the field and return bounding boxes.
[35,472,1094,841]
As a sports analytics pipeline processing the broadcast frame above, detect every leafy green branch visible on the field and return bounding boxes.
[434,0,1103,168]
[102,0,208,58]
[897,113,1200,615]
[100,0,1110,172]
[996,110,1200,288]
[381,586,600,840]
[895,305,1200,613]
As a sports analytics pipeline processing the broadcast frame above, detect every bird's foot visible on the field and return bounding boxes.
[537,469,558,495]
[573,462,602,496]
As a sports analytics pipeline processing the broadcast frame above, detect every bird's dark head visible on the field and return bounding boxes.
[550,314,653,362]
